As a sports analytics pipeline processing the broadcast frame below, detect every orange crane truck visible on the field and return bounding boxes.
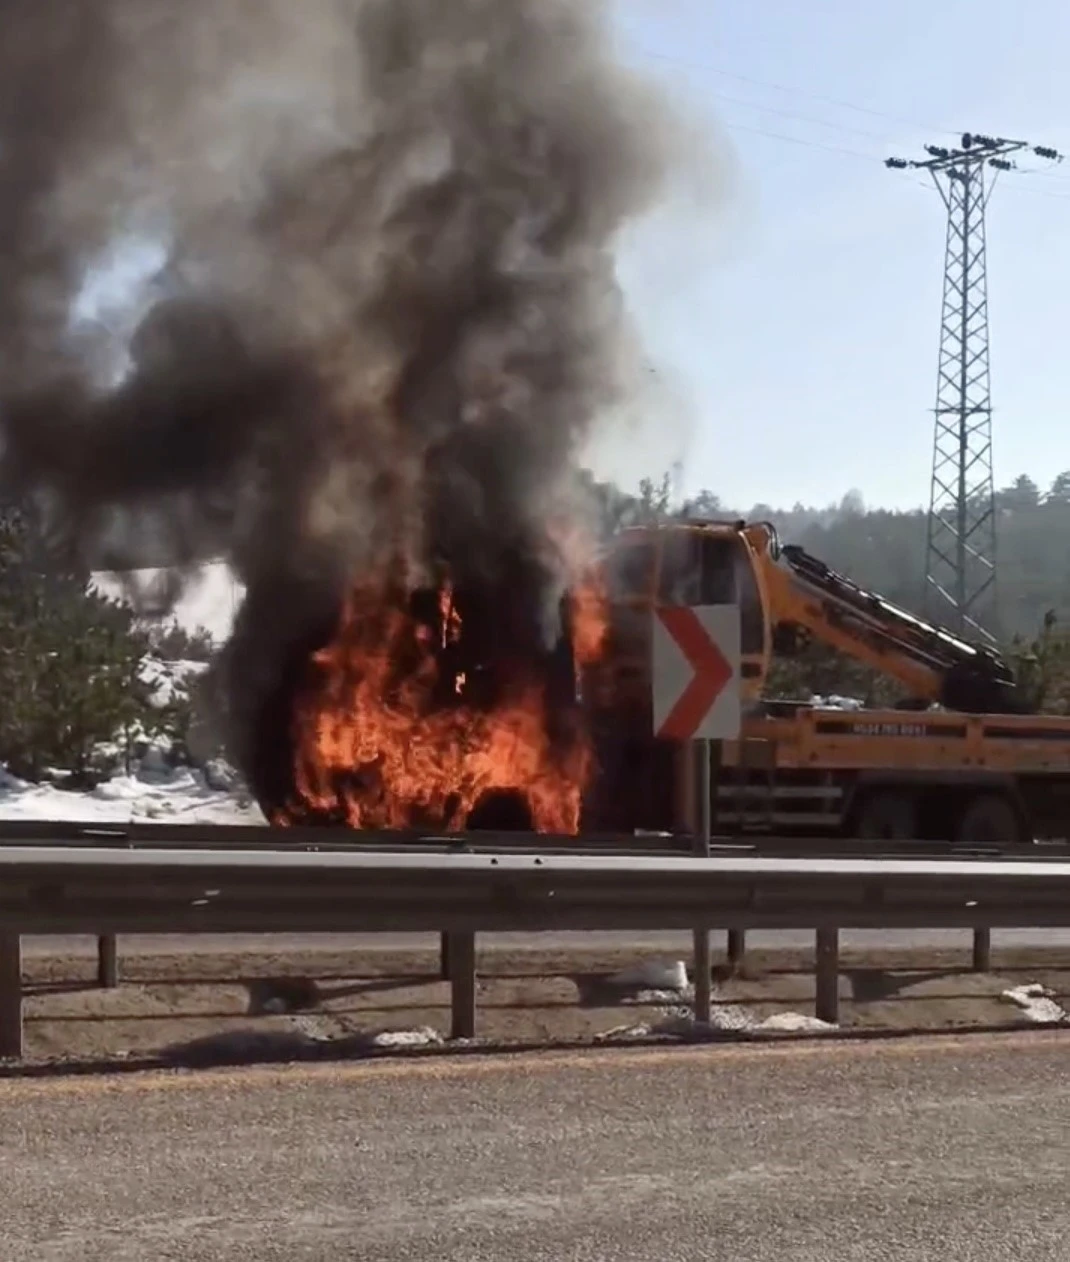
[580,520,1070,845]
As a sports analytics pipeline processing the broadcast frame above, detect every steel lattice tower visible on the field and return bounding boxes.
[887,134,1062,636]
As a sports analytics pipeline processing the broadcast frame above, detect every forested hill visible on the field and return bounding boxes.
[593,471,1070,642]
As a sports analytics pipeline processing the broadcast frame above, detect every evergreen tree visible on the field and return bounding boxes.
[145,619,216,662]
[0,504,154,783]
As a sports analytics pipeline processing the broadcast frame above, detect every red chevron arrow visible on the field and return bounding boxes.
[656,606,734,740]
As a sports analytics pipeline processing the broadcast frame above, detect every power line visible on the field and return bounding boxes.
[724,121,1070,201]
[621,36,1069,197]
[1001,180,1070,203]
[709,88,896,142]
[622,40,963,138]
[721,120,877,162]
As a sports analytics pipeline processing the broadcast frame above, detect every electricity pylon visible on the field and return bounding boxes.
[887,134,1062,636]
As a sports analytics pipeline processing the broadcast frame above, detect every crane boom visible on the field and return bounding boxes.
[759,536,1024,713]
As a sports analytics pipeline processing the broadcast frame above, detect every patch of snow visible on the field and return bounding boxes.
[634,987,694,1005]
[0,763,262,825]
[287,1015,334,1043]
[756,1011,837,1034]
[0,650,256,824]
[598,1003,837,1042]
[596,1021,651,1041]
[138,655,210,709]
[1001,983,1068,1025]
[370,1027,443,1049]
[160,1019,445,1067]
[202,758,242,792]
[704,1004,762,1033]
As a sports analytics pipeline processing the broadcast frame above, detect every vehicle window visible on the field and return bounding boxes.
[735,547,765,654]
[699,536,738,604]
[657,532,701,604]
[605,542,656,600]
[698,533,765,654]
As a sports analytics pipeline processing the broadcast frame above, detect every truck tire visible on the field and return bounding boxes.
[465,789,535,832]
[853,790,917,841]
[955,793,1022,846]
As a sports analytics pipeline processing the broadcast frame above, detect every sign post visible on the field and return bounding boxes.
[692,739,713,1023]
[652,604,741,1025]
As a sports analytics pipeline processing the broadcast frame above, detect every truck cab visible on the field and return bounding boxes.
[589,520,773,716]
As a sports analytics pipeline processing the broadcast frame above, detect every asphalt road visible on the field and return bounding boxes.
[1,1032,1068,1260]
[20,927,1070,957]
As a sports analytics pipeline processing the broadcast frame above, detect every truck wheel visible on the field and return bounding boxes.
[853,791,917,840]
[465,789,534,832]
[955,794,1022,846]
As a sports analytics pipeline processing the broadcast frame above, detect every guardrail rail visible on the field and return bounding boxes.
[2,828,1070,1059]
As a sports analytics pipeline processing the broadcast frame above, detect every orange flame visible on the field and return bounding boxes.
[569,580,609,667]
[543,515,610,666]
[439,583,462,647]
[286,577,604,834]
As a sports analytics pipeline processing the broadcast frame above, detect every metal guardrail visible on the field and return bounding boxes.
[2,846,1070,934]
[0,819,691,854]
[2,843,1070,1060]
[0,819,1066,860]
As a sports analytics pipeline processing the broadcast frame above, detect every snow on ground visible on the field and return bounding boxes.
[0,764,264,825]
[0,651,261,825]
[600,958,838,1039]
[1001,983,1068,1025]
[597,1006,836,1042]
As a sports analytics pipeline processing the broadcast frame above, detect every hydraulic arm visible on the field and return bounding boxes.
[761,538,1024,714]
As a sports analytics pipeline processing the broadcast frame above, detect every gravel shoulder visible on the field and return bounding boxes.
[15,940,1070,1066]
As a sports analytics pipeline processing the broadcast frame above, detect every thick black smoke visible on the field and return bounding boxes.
[0,0,679,783]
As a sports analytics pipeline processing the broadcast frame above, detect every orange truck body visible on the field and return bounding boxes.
[582,521,1070,843]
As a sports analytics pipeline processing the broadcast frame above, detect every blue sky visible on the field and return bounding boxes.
[611,0,1070,510]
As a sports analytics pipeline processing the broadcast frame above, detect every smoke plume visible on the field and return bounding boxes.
[0,0,681,783]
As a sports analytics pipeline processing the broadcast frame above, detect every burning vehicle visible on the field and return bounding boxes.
[0,0,685,836]
[251,550,603,834]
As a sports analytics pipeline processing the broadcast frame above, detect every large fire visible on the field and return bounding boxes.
[280,556,610,834]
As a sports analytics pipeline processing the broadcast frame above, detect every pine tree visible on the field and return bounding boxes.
[0,503,154,783]
[145,619,216,662]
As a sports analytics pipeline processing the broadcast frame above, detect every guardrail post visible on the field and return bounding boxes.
[448,931,477,1040]
[439,932,450,981]
[0,933,23,1060]
[97,934,118,988]
[972,927,991,972]
[726,929,746,969]
[692,740,712,1025]
[815,927,840,1025]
